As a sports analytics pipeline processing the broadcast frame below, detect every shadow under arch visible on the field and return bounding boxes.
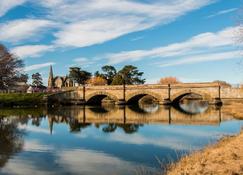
[128,104,160,114]
[126,91,161,105]
[88,104,116,113]
[86,92,118,105]
[172,92,204,104]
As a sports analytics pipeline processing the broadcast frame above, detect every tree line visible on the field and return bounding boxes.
[0,43,232,90]
[0,44,146,89]
[68,65,145,86]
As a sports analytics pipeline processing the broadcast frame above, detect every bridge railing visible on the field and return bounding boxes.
[63,83,221,91]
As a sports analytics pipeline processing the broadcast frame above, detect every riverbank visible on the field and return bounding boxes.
[166,131,243,175]
[223,102,243,120]
[0,93,45,107]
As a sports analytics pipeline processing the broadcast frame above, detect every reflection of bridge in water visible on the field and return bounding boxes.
[47,105,235,134]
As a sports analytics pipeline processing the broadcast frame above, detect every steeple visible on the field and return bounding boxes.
[48,65,54,88]
[48,116,53,135]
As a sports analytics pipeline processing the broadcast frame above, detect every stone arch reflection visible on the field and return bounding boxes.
[128,103,160,114]
[172,93,209,115]
[179,100,209,115]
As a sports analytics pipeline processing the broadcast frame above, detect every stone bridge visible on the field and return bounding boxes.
[46,83,243,105]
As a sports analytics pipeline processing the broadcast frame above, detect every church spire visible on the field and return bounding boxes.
[48,65,54,88]
[48,116,53,135]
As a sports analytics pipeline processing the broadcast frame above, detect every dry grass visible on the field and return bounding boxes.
[223,102,243,119]
[166,131,243,175]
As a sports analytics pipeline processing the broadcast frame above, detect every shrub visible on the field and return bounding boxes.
[86,76,107,86]
[159,77,181,85]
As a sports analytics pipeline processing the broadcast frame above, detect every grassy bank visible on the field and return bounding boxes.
[0,108,45,117]
[166,131,243,175]
[0,93,46,107]
[223,102,243,120]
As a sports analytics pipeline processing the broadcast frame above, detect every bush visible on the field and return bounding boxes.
[86,76,107,86]
[159,77,181,85]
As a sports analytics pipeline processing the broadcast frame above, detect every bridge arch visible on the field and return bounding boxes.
[126,90,162,104]
[171,90,212,103]
[86,91,119,105]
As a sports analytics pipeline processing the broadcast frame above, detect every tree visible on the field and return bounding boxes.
[159,77,181,84]
[111,74,124,85]
[213,80,231,87]
[32,73,43,87]
[79,70,92,85]
[101,65,117,85]
[69,67,81,84]
[69,67,91,85]
[115,65,145,85]
[0,44,26,89]
[86,76,107,86]
[19,74,28,84]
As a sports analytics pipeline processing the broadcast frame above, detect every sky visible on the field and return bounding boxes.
[0,0,242,85]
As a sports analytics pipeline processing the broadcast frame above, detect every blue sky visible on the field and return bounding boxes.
[0,0,241,84]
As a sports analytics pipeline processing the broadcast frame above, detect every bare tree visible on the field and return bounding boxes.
[0,44,26,90]
[159,77,181,84]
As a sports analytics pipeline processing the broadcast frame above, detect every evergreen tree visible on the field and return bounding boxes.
[101,65,117,85]
[32,73,43,87]
[111,65,145,85]
[69,67,91,85]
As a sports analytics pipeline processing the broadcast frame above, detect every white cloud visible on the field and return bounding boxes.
[48,0,215,47]
[25,62,56,72]
[0,158,54,175]
[0,0,27,17]
[0,19,56,43]
[0,140,55,175]
[131,36,144,42]
[73,57,94,66]
[159,51,240,67]
[23,140,54,152]
[0,0,215,47]
[57,149,154,175]
[18,124,52,134]
[54,17,153,47]
[11,45,54,58]
[103,26,238,64]
[206,8,238,18]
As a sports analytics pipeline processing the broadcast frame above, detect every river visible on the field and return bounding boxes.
[0,101,242,175]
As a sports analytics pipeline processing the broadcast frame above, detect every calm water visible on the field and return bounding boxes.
[0,103,242,175]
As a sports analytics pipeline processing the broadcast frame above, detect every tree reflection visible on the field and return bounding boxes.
[118,124,141,134]
[0,117,24,168]
[69,119,91,133]
[102,124,117,133]
[102,124,141,134]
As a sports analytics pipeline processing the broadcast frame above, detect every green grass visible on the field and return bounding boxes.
[0,93,45,107]
[0,108,45,117]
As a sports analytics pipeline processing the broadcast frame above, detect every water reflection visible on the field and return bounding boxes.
[0,102,242,175]
[46,104,223,133]
[0,117,24,168]
[179,100,209,114]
